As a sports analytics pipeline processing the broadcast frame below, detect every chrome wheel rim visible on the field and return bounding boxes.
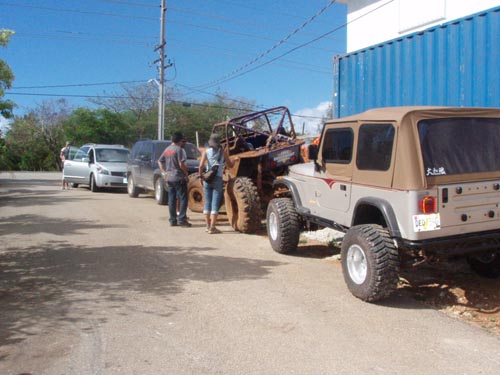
[155,179,161,201]
[268,211,278,240]
[127,177,134,194]
[347,244,367,284]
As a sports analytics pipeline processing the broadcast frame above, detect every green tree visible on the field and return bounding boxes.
[0,29,15,119]
[63,108,134,146]
[3,100,73,170]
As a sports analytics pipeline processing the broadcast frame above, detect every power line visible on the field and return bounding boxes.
[10,80,149,90]
[194,0,338,90]
[5,91,324,120]
[196,0,394,91]
[0,2,157,21]
[93,0,159,8]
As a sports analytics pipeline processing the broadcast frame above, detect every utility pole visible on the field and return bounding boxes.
[155,0,167,140]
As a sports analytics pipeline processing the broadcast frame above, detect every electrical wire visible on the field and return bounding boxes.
[193,0,338,90]
[196,0,394,90]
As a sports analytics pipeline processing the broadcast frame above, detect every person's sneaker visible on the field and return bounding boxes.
[170,222,178,227]
[206,225,211,232]
[178,221,192,227]
[208,226,221,234]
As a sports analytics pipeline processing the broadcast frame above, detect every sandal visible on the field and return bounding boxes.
[208,227,221,234]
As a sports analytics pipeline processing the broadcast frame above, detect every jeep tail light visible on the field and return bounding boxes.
[419,196,437,214]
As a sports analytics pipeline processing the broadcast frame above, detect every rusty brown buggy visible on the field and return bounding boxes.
[188,106,304,233]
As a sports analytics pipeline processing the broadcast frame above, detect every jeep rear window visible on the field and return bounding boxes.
[418,117,500,176]
[357,123,394,171]
[322,128,353,163]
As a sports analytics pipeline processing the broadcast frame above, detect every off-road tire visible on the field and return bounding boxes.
[225,177,262,233]
[90,174,99,192]
[467,252,500,278]
[188,174,204,213]
[127,175,140,198]
[266,198,300,254]
[154,176,168,205]
[341,224,399,302]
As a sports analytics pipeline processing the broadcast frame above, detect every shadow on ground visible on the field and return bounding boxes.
[0,241,285,350]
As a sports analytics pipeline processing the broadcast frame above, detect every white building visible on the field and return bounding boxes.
[338,0,500,51]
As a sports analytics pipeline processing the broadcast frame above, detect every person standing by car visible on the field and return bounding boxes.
[59,141,71,190]
[198,133,235,234]
[158,132,192,227]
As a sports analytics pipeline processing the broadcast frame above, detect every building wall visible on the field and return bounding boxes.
[332,7,500,118]
[339,0,500,51]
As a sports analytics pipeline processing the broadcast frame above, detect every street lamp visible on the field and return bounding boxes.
[149,78,164,141]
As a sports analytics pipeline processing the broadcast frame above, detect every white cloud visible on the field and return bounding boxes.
[292,101,331,135]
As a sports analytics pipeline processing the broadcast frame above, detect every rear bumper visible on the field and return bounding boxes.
[400,229,500,257]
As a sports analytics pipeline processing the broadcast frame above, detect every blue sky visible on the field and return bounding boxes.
[1,0,346,133]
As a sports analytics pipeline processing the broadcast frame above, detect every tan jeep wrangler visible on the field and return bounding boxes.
[267,106,500,302]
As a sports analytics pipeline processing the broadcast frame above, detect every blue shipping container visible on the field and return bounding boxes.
[332,6,500,118]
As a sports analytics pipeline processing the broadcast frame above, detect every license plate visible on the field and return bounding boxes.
[413,213,441,232]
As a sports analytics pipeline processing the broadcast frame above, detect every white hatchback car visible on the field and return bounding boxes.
[64,144,130,192]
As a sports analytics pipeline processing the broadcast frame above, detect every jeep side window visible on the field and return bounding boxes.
[356,123,394,171]
[322,128,353,164]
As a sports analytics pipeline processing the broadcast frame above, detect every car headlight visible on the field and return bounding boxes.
[96,165,110,175]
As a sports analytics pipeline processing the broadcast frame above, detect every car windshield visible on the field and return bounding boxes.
[418,117,500,176]
[184,143,201,159]
[96,148,130,163]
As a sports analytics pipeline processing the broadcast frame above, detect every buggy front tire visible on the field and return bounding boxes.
[224,177,262,233]
[341,224,399,302]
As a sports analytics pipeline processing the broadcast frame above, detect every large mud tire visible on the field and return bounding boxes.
[266,198,300,254]
[225,177,262,233]
[188,174,204,213]
[467,252,500,278]
[154,176,168,205]
[341,224,399,302]
[127,175,140,197]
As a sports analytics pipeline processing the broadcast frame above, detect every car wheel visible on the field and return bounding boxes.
[72,183,79,188]
[467,252,500,278]
[127,175,140,198]
[155,176,168,205]
[341,224,399,302]
[266,198,300,254]
[90,174,99,192]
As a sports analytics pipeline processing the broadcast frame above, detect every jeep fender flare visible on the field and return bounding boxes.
[272,179,306,212]
[352,198,401,238]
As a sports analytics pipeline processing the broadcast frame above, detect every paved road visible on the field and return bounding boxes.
[1,172,500,375]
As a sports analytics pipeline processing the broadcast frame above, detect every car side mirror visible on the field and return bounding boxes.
[308,144,318,161]
[82,157,90,163]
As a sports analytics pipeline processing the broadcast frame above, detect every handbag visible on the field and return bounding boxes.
[203,149,222,183]
[203,165,218,183]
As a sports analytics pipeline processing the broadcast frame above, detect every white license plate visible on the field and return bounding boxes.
[413,213,441,232]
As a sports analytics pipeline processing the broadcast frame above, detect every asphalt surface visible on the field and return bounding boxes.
[1,171,500,375]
